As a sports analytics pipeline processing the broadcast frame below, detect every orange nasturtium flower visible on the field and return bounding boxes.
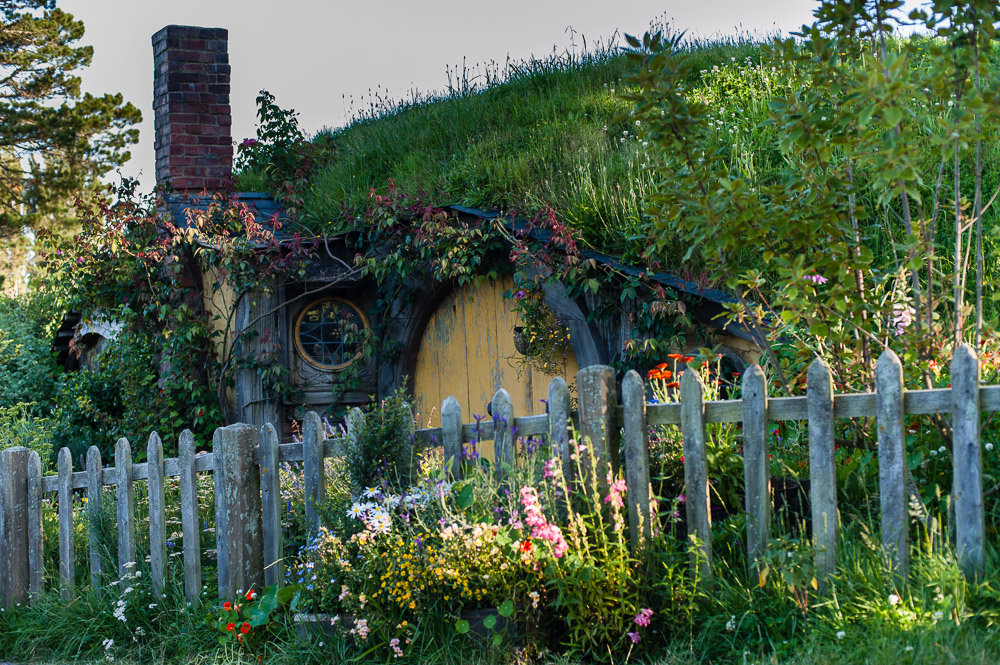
[245,589,257,601]
[223,602,232,611]
[520,540,534,553]
[226,622,235,632]
[241,622,251,634]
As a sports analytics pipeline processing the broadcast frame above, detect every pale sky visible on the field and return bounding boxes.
[60,0,821,192]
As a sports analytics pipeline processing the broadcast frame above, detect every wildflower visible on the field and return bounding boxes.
[888,593,900,606]
[362,487,380,498]
[223,601,232,611]
[987,443,994,452]
[634,608,653,627]
[666,381,680,389]
[520,540,534,553]
[932,610,944,621]
[836,630,846,639]
[628,631,640,644]
[726,615,736,631]
[528,590,540,608]
[240,622,250,634]
[226,623,235,632]
[347,504,365,519]
[805,273,829,285]
[245,589,257,601]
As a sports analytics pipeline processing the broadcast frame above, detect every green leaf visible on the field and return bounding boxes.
[455,619,470,634]
[457,483,475,510]
[498,599,515,617]
[492,632,504,647]
[483,614,498,630]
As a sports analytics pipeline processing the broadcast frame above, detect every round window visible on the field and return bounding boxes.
[293,297,369,370]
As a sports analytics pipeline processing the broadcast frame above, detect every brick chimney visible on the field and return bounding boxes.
[152,26,232,193]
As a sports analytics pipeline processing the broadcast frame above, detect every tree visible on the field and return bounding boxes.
[0,0,140,240]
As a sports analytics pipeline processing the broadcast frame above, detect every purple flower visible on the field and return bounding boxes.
[805,273,828,285]
[628,632,640,644]
[514,290,527,300]
[634,608,653,627]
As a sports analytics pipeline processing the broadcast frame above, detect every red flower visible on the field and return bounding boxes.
[245,589,257,601]
[223,602,232,611]
[667,353,683,360]
[226,622,235,632]
[681,356,695,363]
[240,622,251,634]
[666,381,680,389]
[520,540,534,553]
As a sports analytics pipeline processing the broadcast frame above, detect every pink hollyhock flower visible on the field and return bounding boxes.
[634,608,653,627]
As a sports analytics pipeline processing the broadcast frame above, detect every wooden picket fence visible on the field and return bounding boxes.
[0,345,992,610]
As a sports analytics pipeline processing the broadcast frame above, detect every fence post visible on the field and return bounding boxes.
[492,388,514,478]
[57,447,74,598]
[807,358,838,584]
[876,349,908,581]
[148,433,166,599]
[178,430,201,604]
[260,423,284,588]
[577,365,618,493]
[214,424,264,601]
[0,446,29,609]
[86,446,102,594]
[302,411,325,534]
[952,343,984,578]
[621,370,651,552]
[115,437,136,581]
[742,364,769,567]
[680,367,712,580]
[441,396,462,480]
[27,450,43,601]
[547,376,572,484]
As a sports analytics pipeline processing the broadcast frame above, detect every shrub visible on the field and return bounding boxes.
[344,388,416,494]
[0,402,55,470]
[0,294,60,411]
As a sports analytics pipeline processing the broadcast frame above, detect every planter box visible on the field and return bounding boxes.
[293,613,351,641]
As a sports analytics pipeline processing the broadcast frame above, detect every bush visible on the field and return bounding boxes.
[0,402,55,470]
[344,388,416,494]
[0,294,60,411]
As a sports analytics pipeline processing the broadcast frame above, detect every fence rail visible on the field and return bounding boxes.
[0,345,991,610]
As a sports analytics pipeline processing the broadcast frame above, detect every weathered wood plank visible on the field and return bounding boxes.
[622,370,652,552]
[441,396,462,480]
[259,423,283,588]
[115,437,136,581]
[1,446,29,609]
[147,433,166,599]
[680,368,712,580]
[742,365,769,566]
[178,430,201,605]
[577,365,618,491]
[877,350,908,580]
[952,343,984,578]
[26,450,43,601]
[213,428,228,602]
[807,358,838,582]
[86,447,102,594]
[302,411,325,533]
[57,447,74,598]
[492,389,514,477]
[548,377,572,486]
[215,424,264,601]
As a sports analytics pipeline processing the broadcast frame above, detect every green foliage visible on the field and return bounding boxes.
[625,2,1000,393]
[0,0,141,237]
[344,388,417,493]
[0,402,55,469]
[210,585,302,651]
[0,294,60,411]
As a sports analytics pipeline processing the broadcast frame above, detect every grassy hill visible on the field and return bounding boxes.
[236,32,770,264]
